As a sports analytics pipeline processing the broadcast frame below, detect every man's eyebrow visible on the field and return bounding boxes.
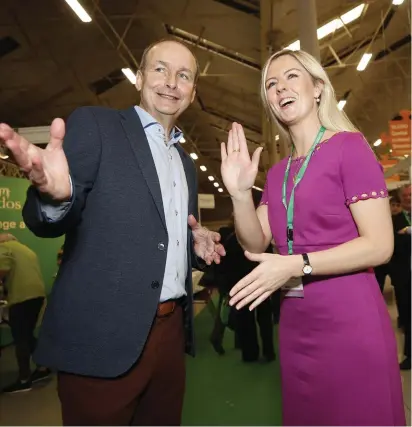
[154,60,194,75]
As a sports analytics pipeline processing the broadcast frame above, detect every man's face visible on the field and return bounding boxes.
[136,41,197,124]
[390,201,402,215]
[401,185,411,212]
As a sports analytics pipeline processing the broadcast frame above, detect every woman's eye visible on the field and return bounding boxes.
[179,73,189,80]
[155,67,165,72]
[266,81,276,89]
[288,73,298,79]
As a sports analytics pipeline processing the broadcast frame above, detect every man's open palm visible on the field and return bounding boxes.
[0,118,71,201]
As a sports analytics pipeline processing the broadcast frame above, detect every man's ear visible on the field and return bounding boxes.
[190,87,196,104]
[135,70,143,92]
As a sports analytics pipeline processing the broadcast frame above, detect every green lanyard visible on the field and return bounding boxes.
[282,126,326,255]
[403,211,411,226]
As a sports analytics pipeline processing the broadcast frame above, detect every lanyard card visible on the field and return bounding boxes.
[282,277,304,298]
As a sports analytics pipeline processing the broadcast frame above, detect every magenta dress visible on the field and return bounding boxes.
[260,132,405,426]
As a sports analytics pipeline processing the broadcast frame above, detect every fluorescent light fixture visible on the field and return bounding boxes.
[65,0,92,23]
[285,4,365,50]
[317,19,343,40]
[200,165,207,172]
[218,188,224,193]
[275,135,280,141]
[337,100,347,110]
[213,182,219,187]
[393,0,404,5]
[341,4,365,24]
[121,68,136,84]
[286,40,300,51]
[357,53,372,71]
[179,136,186,143]
[373,139,382,147]
[190,153,198,160]
[252,185,263,192]
[208,176,215,181]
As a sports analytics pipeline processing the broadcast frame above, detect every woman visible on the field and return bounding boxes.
[221,49,405,426]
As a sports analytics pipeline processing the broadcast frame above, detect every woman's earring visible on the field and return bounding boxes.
[316,97,320,104]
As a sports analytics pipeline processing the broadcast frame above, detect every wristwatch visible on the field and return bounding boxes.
[302,253,312,275]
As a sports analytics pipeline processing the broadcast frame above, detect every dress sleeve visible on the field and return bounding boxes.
[340,132,388,206]
[258,179,269,206]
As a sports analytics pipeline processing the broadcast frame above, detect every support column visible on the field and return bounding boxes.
[297,0,320,60]
[260,0,288,170]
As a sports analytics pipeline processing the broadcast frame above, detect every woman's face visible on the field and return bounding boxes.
[264,54,321,126]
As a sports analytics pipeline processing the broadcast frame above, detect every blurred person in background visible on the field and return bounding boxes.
[390,184,411,370]
[374,194,402,293]
[0,233,50,393]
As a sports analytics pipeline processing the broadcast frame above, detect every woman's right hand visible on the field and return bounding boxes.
[221,122,263,200]
[0,118,71,201]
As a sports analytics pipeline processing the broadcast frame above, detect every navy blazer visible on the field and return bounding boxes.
[22,106,200,378]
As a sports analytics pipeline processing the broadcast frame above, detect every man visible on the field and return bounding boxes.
[0,38,225,424]
[0,234,50,393]
[374,194,402,293]
[390,184,411,370]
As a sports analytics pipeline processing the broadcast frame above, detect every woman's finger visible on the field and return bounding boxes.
[235,286,266,310]
[227,129,234,154]
[249,291,272,311]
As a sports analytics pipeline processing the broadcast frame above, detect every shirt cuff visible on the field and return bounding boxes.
[38,176,74,223]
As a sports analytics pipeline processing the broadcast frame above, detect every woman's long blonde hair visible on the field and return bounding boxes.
[260,49,358,146]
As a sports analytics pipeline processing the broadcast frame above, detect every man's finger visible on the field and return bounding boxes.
[188,214,200,230]
[29,156,47,187]
[48,118,65,150]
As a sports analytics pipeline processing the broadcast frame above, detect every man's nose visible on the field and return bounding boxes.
[166,75,177,89]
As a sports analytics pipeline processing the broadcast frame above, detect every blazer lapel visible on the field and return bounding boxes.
[120,107,167,230]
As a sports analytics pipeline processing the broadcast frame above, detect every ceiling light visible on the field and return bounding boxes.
[208,176,215,181]
[213,182,219,187]
[218,188,223,193]
[392,0,404,5]
[200,165,207,172]
[121,68,136,84]
[275,135,280,141]
[285,3,365,50]
[337,100,347,110]
[373,139,382,147]
[357,53,373,71]
[340,4,365,24]
[389,149,393,153]
[64,0,92,23]
[179,136,186,143]
[190,153,198,160]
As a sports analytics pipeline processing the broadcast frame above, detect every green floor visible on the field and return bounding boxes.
[182,306,283,426]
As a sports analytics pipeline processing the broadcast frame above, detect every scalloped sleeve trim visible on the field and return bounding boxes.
[345,189,388,206]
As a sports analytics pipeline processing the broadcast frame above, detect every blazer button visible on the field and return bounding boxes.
[158,242,165,251]
[151,281,160,289]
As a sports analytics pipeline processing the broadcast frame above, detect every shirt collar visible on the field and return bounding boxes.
[134,106,183,145]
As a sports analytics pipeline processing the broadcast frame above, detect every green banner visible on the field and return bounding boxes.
[0,177,64,294]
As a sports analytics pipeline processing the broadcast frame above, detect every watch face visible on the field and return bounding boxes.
[303,265,313,275]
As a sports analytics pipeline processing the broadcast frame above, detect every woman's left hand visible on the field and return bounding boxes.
[229,252,301,310]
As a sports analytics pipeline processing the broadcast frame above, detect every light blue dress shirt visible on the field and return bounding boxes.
[40,106,189,302]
